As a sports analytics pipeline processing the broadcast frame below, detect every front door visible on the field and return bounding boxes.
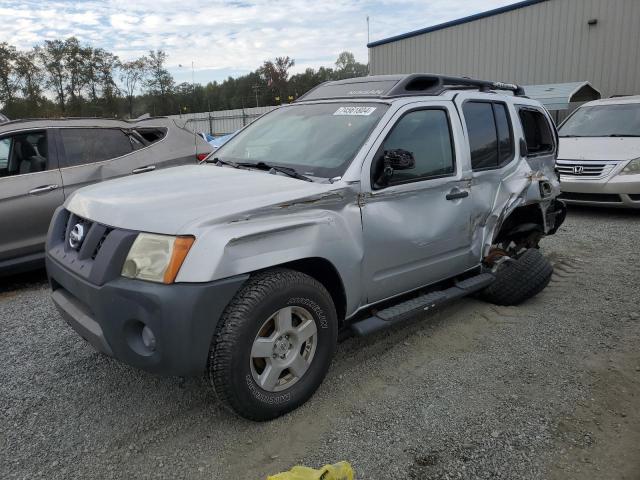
[0,129,64,265]
[361,104,476,304]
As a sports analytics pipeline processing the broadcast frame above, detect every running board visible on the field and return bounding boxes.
[350,273,495,336]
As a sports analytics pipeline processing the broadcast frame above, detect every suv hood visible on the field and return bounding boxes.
[558,136,640,161]
[66,165,338,235]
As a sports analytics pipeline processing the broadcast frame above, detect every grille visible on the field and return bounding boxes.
[629,194,640,201]
[559,192,622,203]
[556,160,617,179]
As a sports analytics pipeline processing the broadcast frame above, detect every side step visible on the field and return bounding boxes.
[350,272,495,336]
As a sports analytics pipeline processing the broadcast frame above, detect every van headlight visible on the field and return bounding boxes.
[620,158,640,175]
[121,233,194,284]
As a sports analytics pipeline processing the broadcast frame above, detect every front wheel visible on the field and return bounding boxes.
[208,269,338,421]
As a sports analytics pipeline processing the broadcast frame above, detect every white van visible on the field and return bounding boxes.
[557,96,640,208]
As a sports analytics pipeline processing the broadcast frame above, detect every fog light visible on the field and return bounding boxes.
[141,325,157,351]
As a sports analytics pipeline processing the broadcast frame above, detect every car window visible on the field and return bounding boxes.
[0,131,50,178]
[0,138,9,171]
[518,109,554,155]
[376,109,455,186]
[463,101,515,170]
[217,103,388,178]
[558,103,640,137]
[60,128,133,167]
[494,104,514,164]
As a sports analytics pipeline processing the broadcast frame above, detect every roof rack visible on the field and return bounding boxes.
[389,74,526,97]
[296,74,526,102]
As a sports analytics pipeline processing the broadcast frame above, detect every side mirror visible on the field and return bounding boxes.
[376,149,415,187]
[384,149,415,170]
[519,138,529,157]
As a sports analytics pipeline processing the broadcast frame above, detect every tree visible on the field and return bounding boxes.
[334,51,368,80]
[119,57,148,118]
[15,49,43,105]
[64,37,92,112]
[145,50,174,114]
[39,39,70,112]
[260,56,295,103]
[0,42,18,106]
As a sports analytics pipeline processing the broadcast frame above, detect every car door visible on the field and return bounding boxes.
[55,127,158,199]
[0,129,64,265]
[360,102,476,304]
[454,94,520,257]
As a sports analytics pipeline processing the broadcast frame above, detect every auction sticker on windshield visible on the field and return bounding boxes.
[333,106,377,116]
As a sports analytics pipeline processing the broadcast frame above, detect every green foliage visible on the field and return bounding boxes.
[0,38,368,121]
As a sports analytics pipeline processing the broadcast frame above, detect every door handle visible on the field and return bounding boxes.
[446,189,469,201]
[132,165,156,174]
[28,184,59,195]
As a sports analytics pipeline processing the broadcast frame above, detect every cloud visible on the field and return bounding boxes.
[0,0,517,82]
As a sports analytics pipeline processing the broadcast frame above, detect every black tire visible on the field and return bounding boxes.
[480,248,553,306]
[208,268,338,421]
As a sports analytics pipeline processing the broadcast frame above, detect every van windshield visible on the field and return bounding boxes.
[559,103,640,137]
[215,102,388,178]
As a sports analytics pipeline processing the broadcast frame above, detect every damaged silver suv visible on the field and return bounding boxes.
[46,75,566,421]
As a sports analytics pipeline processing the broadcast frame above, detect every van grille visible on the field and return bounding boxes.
[556,160,617,179]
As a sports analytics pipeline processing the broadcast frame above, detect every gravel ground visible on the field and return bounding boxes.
[1,206,639,480]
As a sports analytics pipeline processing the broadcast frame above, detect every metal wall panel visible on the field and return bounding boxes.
[369,0,640,97]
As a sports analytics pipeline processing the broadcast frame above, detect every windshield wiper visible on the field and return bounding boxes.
[606,134,640,137]
[205,157,239,168]
[237,161,313,182]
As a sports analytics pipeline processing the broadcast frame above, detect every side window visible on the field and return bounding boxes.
[0,138,10,173]
[0,131,50,178]
[375,109,455,187]
[463,101,514,170]
[60,128,133,167]
[518,108,554,155]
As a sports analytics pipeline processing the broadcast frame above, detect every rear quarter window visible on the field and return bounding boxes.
[518,108,554,156]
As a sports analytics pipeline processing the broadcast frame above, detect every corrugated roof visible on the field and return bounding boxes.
[522,82,601,110]
[368,0,549,48]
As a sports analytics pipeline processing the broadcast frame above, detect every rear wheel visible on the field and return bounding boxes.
[208,269,337,421]
[480,248,553,306]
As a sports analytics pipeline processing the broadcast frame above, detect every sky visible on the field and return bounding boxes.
[0,0,517,84]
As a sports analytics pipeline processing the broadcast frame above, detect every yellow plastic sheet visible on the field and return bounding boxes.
[267,461,354,480]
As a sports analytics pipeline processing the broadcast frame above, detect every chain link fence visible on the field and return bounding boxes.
[169,106,278,135]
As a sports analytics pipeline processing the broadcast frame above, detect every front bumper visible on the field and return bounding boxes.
[47,255,248,376]
[559,174,640,208]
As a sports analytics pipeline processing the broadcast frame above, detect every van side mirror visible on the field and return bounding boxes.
[519,138,529,157]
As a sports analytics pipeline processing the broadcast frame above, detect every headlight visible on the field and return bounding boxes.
[121,233,194,284]
[620,158,640,175]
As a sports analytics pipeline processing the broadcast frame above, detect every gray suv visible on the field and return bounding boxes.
[46,75,566,420]
[0,117,211,275]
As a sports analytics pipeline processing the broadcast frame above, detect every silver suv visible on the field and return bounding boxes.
[46,75,566,420]
[0,117,211,275]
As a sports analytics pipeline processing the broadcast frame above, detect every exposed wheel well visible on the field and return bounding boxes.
[272,257,347,322]
[494,204,545,244]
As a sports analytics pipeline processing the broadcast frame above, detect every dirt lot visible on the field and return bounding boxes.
[1,206,639,480]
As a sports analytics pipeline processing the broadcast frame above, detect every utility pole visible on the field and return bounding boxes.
[252,84,260,107]
[367,16,371,72]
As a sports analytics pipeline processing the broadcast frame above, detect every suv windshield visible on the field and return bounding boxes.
[215,102,389,178]
[559,103,640,137]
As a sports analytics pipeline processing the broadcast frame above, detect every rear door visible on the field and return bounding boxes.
[454,93,520,257]
[56,127,158,198]
[0,129,64,265]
